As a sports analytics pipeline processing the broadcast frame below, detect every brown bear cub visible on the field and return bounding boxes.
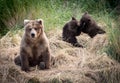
[14,19,51,72]
[62,17,83,47]
[80,12,106,38]
[62,12,106,47]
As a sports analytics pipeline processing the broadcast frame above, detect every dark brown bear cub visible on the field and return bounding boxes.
[14,19,51,72]
[62,17,83,47]
[80,12,106,38]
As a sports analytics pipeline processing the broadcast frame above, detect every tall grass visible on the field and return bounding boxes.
[0,0,82,36]
[106,25,120,62]
[0,0,29,36]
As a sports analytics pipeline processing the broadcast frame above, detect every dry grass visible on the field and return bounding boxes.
[0,29,120,83]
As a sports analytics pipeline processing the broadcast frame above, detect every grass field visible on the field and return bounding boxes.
[0,0,120,82]
[0,0,119,62]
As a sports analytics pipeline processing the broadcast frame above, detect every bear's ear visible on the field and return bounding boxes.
[84,11,88,15]
[72,17,76,20]
[24,19,30,25]
[37,19,44,25]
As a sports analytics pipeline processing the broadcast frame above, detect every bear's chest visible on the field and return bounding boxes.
[31,46,38,58]
[30,44,46,58]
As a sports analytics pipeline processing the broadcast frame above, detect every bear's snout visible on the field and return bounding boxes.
[31,33,35,38]
[30,29,37,38]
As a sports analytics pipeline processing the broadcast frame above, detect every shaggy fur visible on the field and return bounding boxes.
[80,12,106,38]
[14,19,51,72]
[62,17,83,47]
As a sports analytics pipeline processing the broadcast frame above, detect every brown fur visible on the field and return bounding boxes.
[62,12,105,47]
[62,17,83,47]
[80,12,106,38]
[14,19,51,72]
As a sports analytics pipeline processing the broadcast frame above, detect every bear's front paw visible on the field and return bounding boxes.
[21,67,30,72]
[39,62,45,70]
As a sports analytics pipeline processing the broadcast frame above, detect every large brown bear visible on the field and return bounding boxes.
[14,19,51,72]
[80,12,106,38]
[62,17,83,47]
[62,12,106,47]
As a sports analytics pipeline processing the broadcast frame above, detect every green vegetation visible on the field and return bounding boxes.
[0,0,81,36]
[106,24,120,62]
[0,0,120,62]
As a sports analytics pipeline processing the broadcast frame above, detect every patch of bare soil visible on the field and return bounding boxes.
[0,29,120,83]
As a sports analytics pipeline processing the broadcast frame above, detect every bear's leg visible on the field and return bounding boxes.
[68,37,83,47]
[41,48,51,69]
[14,56,21,66]
[21,53,30,72]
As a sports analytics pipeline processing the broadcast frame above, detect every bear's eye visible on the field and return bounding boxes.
[34,28,38,30]
[29,28,32,31]
[88,19,91,22]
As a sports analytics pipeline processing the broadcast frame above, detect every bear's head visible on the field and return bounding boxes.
[24,19,44,40]
[69,17,80,32]
[80,12,106,38]
[80,12,92,26]
[70,17,80,28]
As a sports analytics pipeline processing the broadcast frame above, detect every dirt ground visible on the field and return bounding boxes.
[0,29,120,83]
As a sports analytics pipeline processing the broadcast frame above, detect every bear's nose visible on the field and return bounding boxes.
[31,33,35,38]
